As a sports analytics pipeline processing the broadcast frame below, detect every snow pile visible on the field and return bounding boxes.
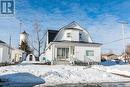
[0,64,130,86]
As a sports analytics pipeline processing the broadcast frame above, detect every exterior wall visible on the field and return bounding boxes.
[71,30,79,41]
[0,47,3,62]
[0,45,10,63]
[45,42,101,64]
[11,49,24,62]
[56,29,80,41]
[2,46,10,63]
[56,30,72,41]
[45,45,53,61]
[55,29,92,42]
[75,46,101,62]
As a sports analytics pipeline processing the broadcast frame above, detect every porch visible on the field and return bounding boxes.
[52,45,96,65]
[53,46,75,65]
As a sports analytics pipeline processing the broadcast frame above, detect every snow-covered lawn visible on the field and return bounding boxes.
[93,64,130,77]
[0,63,130,86]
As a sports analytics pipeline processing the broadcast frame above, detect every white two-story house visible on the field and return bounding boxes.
[44,21,102,65]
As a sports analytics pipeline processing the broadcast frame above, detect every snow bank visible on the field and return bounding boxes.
[93,64,130,77]
[0,64,130,86]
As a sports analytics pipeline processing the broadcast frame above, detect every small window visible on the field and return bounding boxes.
[86,50,94,56]
[79,33,82,39]
[67,33,71,38]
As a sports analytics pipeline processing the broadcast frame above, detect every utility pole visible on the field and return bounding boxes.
[8,35,11,62]
[119,21,128,63]
[20,20,22,33]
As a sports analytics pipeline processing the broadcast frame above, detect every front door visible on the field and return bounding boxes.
[57,48,69,61]
[29,55,33,61]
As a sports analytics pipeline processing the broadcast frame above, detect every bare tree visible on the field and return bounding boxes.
[32,20,45,57]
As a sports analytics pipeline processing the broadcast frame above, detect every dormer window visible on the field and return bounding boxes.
[79,33,82,40]
[67,33,71,38]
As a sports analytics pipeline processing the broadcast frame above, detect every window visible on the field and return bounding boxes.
[57,48,69,60]
[79,33,82,40]
[67,33,71,38]
[86,50,94,56]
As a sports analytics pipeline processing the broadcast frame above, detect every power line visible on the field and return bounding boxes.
[102,37,130,45]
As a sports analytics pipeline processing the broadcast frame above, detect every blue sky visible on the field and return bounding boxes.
[0,0,130,54]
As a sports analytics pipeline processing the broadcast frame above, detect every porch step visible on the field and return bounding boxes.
[55,60,71,65]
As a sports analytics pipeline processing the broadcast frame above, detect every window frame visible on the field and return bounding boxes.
[86,50,94,56]
[66,32,71,38]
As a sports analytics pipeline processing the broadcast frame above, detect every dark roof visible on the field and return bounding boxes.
[53,40,102,45]
[48,30,59,44]
[21,31,28,34]
[0,40,6,44]
[102,53,117,56]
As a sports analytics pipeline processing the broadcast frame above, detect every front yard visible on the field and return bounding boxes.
[0,61,130,86]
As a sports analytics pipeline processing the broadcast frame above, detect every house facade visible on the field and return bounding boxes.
[101,53,118,60]
[0,40,11,63]
[44,21,102,65]
[11,48,26,63]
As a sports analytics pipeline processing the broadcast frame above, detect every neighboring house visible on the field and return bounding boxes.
[44,21,102,65]
[101,53,118,60]
[118,53,129,61]
[11,48,26,63]
[0,40,11,63]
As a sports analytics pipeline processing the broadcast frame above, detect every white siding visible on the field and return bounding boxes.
[11,49,24,62]
[62,30,72,41]
[0,47,3,62]
[45,45,53,61]
[55,29,92,42]
[75,46,101,62]
[2,46,10,63]
[55,29,80,41]
[71,30,79,41]
[0,45,10,63]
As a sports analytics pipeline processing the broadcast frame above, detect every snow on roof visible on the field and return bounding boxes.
[102,53,117,57]
[64,21,83,30]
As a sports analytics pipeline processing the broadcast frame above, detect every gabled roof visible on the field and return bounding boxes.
[53,21,93,42]
[46,21,95,45]
[63,21,83,30]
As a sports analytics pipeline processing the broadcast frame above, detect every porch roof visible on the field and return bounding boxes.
[45,41,101,50]
[53,40,102,45]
